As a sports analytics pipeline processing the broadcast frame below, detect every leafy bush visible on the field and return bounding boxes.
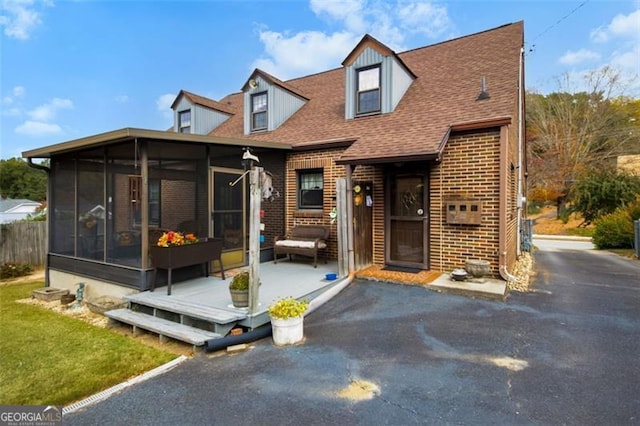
[0,263,33,280]
[569,170,640,224]
[527,201,542,215]
[592,199,640,249]
[229,271,249,290]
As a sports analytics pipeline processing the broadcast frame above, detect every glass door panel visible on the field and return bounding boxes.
[388,174,428,267]
[211,169,246,269]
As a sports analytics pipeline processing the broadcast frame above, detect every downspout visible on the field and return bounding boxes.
[516,46,525,256]
[498,127,513,282]
[499,46,525,283]
[27,158,51,287]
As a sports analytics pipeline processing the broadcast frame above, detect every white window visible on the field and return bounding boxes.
[298,170,323,209]
[357,66,381,115]
[178,110,191,133]
[251,92,267,131]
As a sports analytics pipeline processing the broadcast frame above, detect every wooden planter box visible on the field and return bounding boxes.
[150,238,225,295]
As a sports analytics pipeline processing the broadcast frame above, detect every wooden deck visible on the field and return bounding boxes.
[106,259,342,347]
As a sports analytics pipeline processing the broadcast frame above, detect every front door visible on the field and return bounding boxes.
[210,167,246,269]
[387,173,429,269]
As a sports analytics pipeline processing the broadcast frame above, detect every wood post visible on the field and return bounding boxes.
[248,167,262,314]
[336,178,349,277]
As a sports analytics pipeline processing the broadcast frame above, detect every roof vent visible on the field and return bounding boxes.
[476,76,490,101]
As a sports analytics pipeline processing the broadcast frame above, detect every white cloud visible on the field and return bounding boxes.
[27,98,73,121]
[15,120,62,136]
[2,107,21,117]
[310,0,367,33]
[611,43,640,70]
[2,86,26,106]
[13,85,25,97]
[558,49,601,65]
[156,93,175,121]
[591,9,640,43]
[0,0,52,40]
[156,93,175,111]
[397,1,451,38]
[253,30,359,80]
[585,8,640,96]
[115,95,129,103]
[254,0,452,80]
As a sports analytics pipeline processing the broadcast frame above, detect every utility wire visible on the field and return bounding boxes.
[527,0,590,53]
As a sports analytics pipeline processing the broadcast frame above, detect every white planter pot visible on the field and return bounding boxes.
[271,316,304,346]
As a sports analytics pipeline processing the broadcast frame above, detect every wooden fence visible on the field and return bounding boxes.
[0,221,46,267]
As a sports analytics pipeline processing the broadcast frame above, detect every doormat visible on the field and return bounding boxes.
[381,265,422,274]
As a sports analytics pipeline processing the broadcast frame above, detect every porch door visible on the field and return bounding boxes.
[387,173,429,269]
[353,181,373,269]
[210,167,246,269]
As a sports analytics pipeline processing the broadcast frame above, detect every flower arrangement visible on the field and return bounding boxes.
[156,230,197,247]
[268,297,309,320]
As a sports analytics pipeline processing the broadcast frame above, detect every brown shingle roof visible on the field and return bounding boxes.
[242,69,309,100]
[171,90,235,115]
[208,22,523,164]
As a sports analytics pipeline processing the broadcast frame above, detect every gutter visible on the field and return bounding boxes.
[26,158,50,173]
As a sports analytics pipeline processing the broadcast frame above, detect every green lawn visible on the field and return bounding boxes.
[0,280,178,406]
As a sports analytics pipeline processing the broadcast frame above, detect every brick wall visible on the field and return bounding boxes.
[259,152,286,251]
[430,129,502,277]
[283,128,517,276]
[285,149,346,259]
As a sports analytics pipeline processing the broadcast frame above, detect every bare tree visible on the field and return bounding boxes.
[527,66,639,207]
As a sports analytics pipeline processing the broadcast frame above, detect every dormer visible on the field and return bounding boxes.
[342,34,416,119]
[171,90,233,135]
[242,69,308,135]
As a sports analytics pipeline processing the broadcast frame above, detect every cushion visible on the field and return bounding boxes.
[275,240,327,249]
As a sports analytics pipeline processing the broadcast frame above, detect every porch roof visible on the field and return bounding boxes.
[21,127,292,159]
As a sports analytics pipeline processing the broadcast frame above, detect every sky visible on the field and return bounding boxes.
[1,0,638,160]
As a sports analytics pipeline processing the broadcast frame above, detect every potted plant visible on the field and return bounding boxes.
[268,297,309,346]
[229,271,249,308]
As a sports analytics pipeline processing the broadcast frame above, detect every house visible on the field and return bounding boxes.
[0,198,42,224]
[22,22,526,300]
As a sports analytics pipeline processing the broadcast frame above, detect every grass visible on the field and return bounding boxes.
[530,206,593,236]
[607,248,638,259]
[0,279,178,406]
[566,227,595,237]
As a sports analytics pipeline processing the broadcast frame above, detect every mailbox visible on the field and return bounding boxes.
[446,200,482,225]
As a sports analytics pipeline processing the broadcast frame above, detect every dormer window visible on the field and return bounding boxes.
[251,92,268,131]
[178,110,191,133]
[357,65,381,115]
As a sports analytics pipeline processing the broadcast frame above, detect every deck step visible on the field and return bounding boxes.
[125,292,247,324]
[106,309,222,346]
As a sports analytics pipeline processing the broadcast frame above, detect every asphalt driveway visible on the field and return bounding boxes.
[64,241,640,425]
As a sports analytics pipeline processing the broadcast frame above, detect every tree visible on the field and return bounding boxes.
[0,157,48,201]
[569,169,640,225]
[526,66,639,206]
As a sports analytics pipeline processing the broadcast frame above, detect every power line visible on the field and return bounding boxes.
[527,0,590,53]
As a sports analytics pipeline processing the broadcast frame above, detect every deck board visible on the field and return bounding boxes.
[126,292,246,324]
[106,309,222,346]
